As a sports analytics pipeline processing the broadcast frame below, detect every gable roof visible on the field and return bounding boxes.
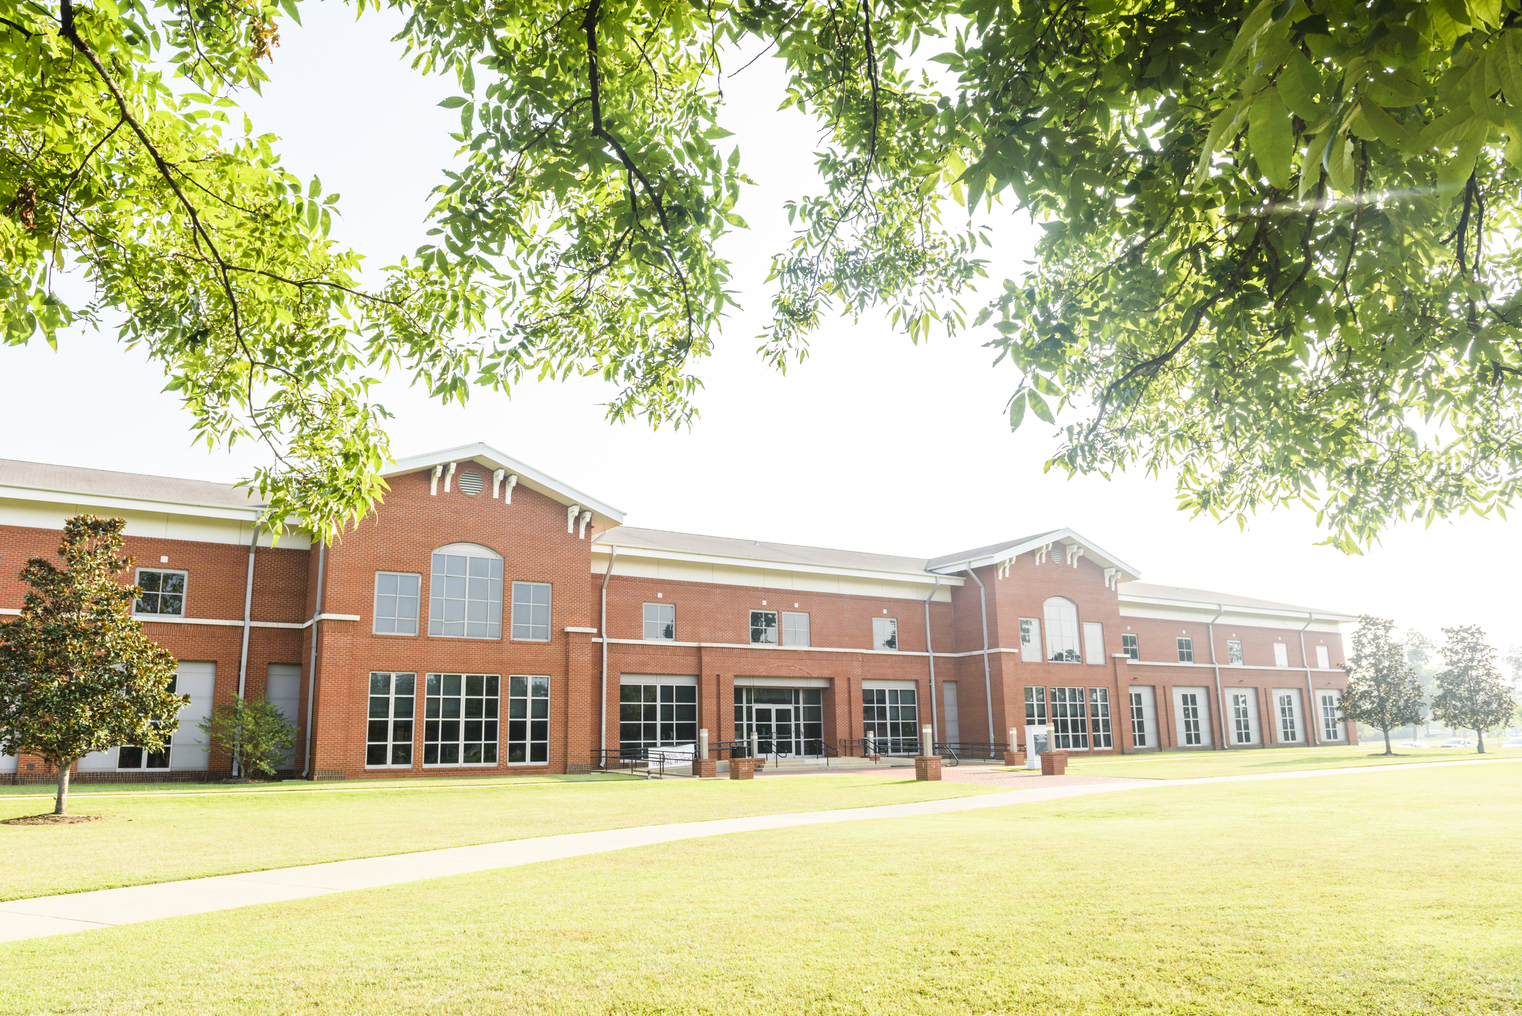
[1119,582,1356,621]
[0,457,262,518]
[389,443,624,527]
[927,527,1141,581]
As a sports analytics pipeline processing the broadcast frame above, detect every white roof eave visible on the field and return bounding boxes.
[0,483,264,524]
[592,541,964,587]
[389,443,625,525]
[1119,592,1357,625]
[927,527,1142,582]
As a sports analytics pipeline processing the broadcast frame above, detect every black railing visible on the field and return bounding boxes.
[590,747,696,778]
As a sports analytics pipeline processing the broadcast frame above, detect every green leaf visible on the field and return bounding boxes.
[1221,0,1279,72]
[1027,389,1055,424]
[1438,116,1489,197]
[1008,390,1028,430]
[438,96,468,109]
[1249,86,1293,189]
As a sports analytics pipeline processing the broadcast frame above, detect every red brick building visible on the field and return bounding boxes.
[0,444,1357,781]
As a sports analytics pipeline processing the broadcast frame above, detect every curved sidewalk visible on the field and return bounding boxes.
[2,757,1513,944]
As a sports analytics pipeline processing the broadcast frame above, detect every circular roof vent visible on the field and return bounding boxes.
[457,469,485,496]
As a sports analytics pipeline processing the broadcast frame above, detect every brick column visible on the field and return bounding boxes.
[914,756,943,781]
[562,627,597,773]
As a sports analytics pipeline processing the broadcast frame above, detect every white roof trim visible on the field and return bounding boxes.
[927,527,1141,581]
[0,483,262,523]
[389,443,625,525]
[591,541,963,587]
[1119,592,1357,625]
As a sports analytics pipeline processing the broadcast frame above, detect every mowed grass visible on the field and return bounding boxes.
[0,774,996,901]
[1064,740,1522,779]
[4,765,1516,1015]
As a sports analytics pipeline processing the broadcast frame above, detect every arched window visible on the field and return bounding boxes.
[1043,597,1082,662]
[429,543,503,639]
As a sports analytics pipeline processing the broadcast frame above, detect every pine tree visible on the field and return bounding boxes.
[1432,627,1517,755]
[1339,617,1425,756]
[0,516,183,815]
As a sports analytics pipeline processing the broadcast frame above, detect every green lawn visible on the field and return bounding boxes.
[0,774,996,901]
[1063,741,1522,779]
[3,764,1515,1015]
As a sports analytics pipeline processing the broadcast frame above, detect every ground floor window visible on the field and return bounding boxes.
[1051,686,1088,750]
[1089,688,1112,749]
[1319,693,1341,742]
[424,673,500,765]
[621,681,698,755]
[1129,691,1147,747]
[367,672,416,766]
[1179,692,1203,746]
[1024,686,1047,726]
[1277,694,1299,742]
[862,687,917,751]
[1231,692,1254,744]
[120,671,183,770]
[507,675,550,763]
[737,687,824,754]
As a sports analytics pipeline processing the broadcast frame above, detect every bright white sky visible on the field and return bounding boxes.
[5,1,1519,655]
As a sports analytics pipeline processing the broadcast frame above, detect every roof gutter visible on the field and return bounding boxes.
[300,542,327,779]
[923,575,941,744]
[1208,603,1228,750]
[1300,612,1319,745]
[962,563,995,747]
[599,546,618,759]
[234,525,259,777]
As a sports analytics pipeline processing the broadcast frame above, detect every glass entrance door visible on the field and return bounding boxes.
[734,687,822,756]
[751,705,797,755]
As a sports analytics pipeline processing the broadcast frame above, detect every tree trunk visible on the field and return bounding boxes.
[1476,729,1486,753]
[1382,728,1392,755]
[54,760,73,816]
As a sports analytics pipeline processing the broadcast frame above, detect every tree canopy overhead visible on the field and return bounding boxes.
[7,0,1522,547]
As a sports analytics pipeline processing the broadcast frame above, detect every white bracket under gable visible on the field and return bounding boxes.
[1064,543,1085,568]
[443,462,457,493]
[1103,567,1121,590]
[578,510,592,539]
[429,464,443,496]
[996,556,1017,580]
[567,503,581,533]
[492,469,505,498]
[504,473,518,503]
[1033,542,1054,565]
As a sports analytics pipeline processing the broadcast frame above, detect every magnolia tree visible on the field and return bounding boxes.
[0,516,183,815]
[199,695,296,779]
[1339,616,1425,756]
[1432,626,1516,753]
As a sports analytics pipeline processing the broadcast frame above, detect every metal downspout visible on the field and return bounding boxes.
[1299,612,1319,745]
[600,547,618,759]
[963,564,996,747]
[300,542,327,779]
[923,575,941,743]
[234,525,260,778]
[1208,603,1228,750]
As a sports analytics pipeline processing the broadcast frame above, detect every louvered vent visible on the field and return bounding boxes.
[457,469,485,495]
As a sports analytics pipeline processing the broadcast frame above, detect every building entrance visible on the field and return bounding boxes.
[734,687,823,756]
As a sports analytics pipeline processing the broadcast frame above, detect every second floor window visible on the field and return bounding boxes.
[429,544,502,639]
[512,582,552,641]
[1227,640,1243,666]
[750,610,778,644]
[134,568,186,616]
[1044,598,1081,662]
[643,602,675,640]
[1121,633,1139,660]
[374,572,421,635]
[873,617,898,651]
[782,611,810,647]
[1177,637,1194,663]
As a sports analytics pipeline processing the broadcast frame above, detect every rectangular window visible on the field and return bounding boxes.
[1020,619,1042,662]
[1231,691,1254,744]
[1129,691,1148,747]
[1051,687,1089,750]
[620,681,697,754]
[1082,622,1105,665]
[862,687,918,750]
[1177,637,1194,663]
[134,568,186,616]
[1121,633,1139,660]
[507,675,551,763]
[1024,686,1048,726]
[1273,642,1290,668]
[750,610,778,644]
[1179,691,1203,746]
[782,611,810,647]
[367,672,415,766]
[643,602,675,641]
[511,581,552,641]
[373,573,421,635]
[430,550,503,639]
[1315,645,1331,669]
[1089,688,1113,749]
[1278,693,1300,742]
[423,673,499,765]
[736,687,824,755]
[873,617,898,651]
[1227,640,1243,666]
[1320,693,1341,741]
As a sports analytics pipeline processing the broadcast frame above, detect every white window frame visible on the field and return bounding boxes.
[1129,690,1148,747]
[133,567,187,617]
[873,617,899,651]
[1020,618,1042,662]
[1320,692,1343,742]
[429,544,503,639]
[366,672,416,767]
[1051,686,1089,749]
[1177,637,1194,663]
[1082,622,1104,665]
[1179,691,1204,746]
[423,673,500,766]
[1230,690,1255,744]
[782,611,810,647]
[510,581,552,642]
[750,610,778,645]
[1227,640,1243,666]
[1277,692,1301,743]
[1089,688,1113,748]
[1273,642,1290,668]
[1121,633,1139,660]
[506,674,552,764]
[1024,686,1048,726]
[643,602,675,641]
[1315,645,1331,669]
[1044,598,1082,663]
[373,572,421,636]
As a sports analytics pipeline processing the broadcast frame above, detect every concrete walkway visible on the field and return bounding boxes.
[2,756,1514,944]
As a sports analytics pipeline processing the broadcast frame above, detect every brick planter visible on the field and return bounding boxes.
[1040,751,1069,776]
[691,759,717,778]
[728,758,760,780]
[914,756,942,781]
[1003,751,1026,768]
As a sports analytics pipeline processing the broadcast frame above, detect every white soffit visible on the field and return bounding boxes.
[927,527,1141,582]
[390,442,625,527]
[591,540,963,588]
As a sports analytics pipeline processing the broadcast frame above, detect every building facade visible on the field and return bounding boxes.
[0,444,1357,781]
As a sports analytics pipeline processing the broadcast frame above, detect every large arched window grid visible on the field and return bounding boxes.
[429,543,503,639]
[1043,597,1082,663]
